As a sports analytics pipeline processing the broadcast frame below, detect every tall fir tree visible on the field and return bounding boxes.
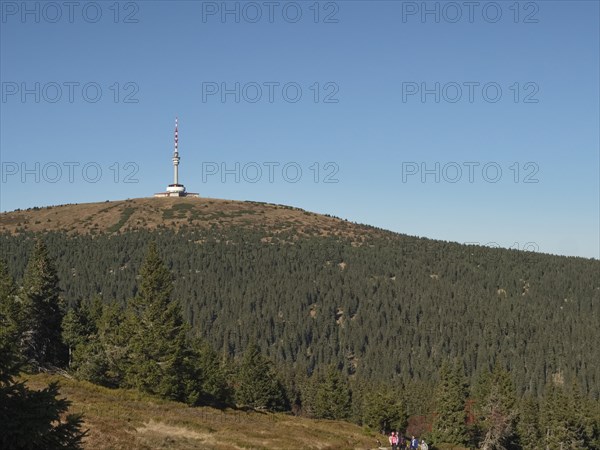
[0,259,87,449]
[473,365,517,450]
[123,241,190,401]
[185,338,232,406]
[21,239,67,369]
[0,259,21,364]
[0,376,87,450]
[430,360,468,446]
[62,297,108,384]
[313,365,352,420]
[361,384,406,433]
[235,343,288,411]
[517,395,541,450]
[540,380,588,450]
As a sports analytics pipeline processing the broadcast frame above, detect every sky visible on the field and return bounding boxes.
[1,0,599,259]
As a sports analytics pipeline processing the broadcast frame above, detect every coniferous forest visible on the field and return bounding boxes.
[1,199,599,449]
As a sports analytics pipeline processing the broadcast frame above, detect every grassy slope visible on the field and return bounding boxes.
[24,374,385,450]
[0,197,387,242]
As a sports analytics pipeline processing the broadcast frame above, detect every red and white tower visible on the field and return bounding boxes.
[173,117,180,186]
[155,117,199,198]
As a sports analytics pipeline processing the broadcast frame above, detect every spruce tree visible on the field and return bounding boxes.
[540,381,587,450]
[473,365,517,450]
[517,395,540,450]
[185,338,231,405]
[95,302,129,387]
[0,259,87,449]
[0,260,21,363]
[124,241,189,400]
[430,360,468,446]
[0,377,87,450]
[362,385,406,433]
[62,297,108,384]
[313,365,352,420]
[21,239,67,369]
[235,343,288,411]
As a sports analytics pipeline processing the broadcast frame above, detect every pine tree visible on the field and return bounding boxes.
[185,338,231,405]
[235,343,288,411]
[123,241,189,400]
[517,395,540,450]
[62,297,108,384]
[0,377,87,450]
[540,380,587,450]
[430,360,468,446]
[21,239,67,369]
[362,385,406,433]
[0,260,21,363]
[313,365,352,420]
[473,365,517,450]
[0,259,87,449]
[95,302,129,387]
[62,298,102,366]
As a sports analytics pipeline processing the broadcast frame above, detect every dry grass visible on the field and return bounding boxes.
[23,374,385,450]
[0,197,385,243]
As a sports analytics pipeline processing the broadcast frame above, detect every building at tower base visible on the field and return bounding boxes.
[154,184,199,198]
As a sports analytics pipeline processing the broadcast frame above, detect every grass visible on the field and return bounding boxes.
[107,207,136,233]
[164,203,195,220]
[22,374,385,450]
[0,197,391,243]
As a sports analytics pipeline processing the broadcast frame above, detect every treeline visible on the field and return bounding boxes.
[0,240,86,449]
[1,229,598,399]
[2,237,599,449]
[429,361,600,449]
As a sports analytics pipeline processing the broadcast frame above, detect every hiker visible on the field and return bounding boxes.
[419,439,429,450]
[389,431,398,450]
[410,436,419,449]
[398,434,406,449]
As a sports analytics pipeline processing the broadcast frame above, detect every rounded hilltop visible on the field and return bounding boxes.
[0,197,389,241]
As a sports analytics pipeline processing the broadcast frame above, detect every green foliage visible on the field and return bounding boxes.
[361,385,407,433]
[403,379,436,419]
[539,381,593,450]
[0,377,87,450]
[123,241,189,401]
[3,229,598,399]
[1,257,86,449]
[62,297,102,359]
[1,226,599,440]
[184,338,232,405]
[517,395,540,450]
[20,239,67,369]
[93,302,129,387]
[235,343,288,411]
[106,207,135,233]
[0,259,22,393]
[313,365,352,420]
[430,360,468,446]
[61,297,109,385]
[0,260,21,363]
[472,365,517,450]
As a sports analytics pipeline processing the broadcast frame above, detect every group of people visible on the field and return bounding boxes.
[388,433,428,450]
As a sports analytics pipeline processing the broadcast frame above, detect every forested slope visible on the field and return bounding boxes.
[1,198,598,400]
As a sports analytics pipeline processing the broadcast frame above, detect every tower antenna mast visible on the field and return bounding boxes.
[154,117,199,198]
[173,117,180,185]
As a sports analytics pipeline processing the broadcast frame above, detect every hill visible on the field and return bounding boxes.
[0,197,385,241]
[22,373,384,450]
[1,197,599,401]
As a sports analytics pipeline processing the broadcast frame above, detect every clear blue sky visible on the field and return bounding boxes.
[1,1,598,259]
